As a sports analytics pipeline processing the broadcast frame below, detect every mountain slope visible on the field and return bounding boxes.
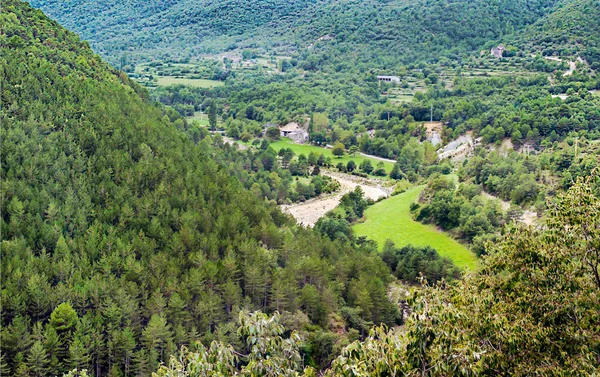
[510,0,600,68]
[28,0,325,64]
[286,0,558,67]
[1,2,397,376]
[30,0,558,66]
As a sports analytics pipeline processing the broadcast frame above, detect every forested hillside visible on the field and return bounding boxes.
[511,0,600,68]
[155,174,600,376]
[4,0,600,376]
[27,0,325,64]
[0,2,399,376]
[31,0,559,66]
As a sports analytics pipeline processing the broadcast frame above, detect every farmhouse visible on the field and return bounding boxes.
[280,122,309,143]
[377,75,401,83]
[491,45,505,58]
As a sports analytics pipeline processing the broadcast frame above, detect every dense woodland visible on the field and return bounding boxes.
[152,174,600,376]
[3,0,600,376]
[511,0,600,68]
[1,3,398,376]
[32,0,563,67]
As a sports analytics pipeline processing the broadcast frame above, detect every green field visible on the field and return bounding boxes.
[187,112,210,125]
[156,76,224,88]
[269,138,395,174]
[388,94,414,104]
[353,185,479,270]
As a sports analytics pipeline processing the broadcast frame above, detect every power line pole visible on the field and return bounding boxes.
[430,104,433,123]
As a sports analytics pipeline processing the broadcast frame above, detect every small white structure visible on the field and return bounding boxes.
[377,75,401,83]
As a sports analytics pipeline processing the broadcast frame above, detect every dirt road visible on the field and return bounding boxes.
[280,171,390,227]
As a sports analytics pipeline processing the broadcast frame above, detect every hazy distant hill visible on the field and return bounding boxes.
[30,0,560,66]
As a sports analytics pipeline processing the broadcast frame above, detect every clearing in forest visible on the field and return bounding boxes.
[353,185,479,271]
[156,76,224,87]
[269,138,395,174]
[280,171,389,227]
[186,112,210,125]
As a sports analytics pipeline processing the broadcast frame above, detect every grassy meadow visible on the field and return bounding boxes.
[353,185,479,270]
[269,138,395,173]
[186,112,211,125]
[156,76,224,87]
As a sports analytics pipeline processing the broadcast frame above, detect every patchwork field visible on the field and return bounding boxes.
[385,89,415,104]
[353,185,479,271]
[269,138,395,174]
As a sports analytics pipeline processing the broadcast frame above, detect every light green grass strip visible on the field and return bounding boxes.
[353,185,479,271]
[269,139,395,173]
[156,77,224,87]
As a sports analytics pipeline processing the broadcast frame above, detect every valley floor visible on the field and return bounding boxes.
[280,170,389,226]
[353,185,479,270]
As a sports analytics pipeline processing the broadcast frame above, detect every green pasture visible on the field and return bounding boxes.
[268,138,395,174]
[156,76,224,88]
[187,112,210,125]
[353,185,479,271]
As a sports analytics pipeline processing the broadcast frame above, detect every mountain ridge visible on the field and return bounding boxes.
[30,0,565,66]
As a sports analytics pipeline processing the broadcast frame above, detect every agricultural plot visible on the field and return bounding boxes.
[353,185,479,271]
[385,88,415,104]
[381,62,534,103]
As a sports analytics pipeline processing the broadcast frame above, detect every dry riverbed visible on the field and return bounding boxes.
[280,171,390,227]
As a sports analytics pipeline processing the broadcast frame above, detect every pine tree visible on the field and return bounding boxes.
[69,337,90,372]
[49,302,78,374]
[27,341,48,377]
[220,279,242,315]
[270,274,289,312]
[43,325,60,373]
[120,328,136,377]
[389,164,405,180]
[132,350,151,377]
[167,292,188,326]
[12,353,29,377]
[0,353,10,376]
[142,314,173,363]
[1,315,31,371]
